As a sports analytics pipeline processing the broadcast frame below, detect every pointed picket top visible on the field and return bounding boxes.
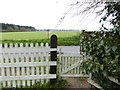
[15,43,18,48]
[0,43,2,48]
[10,43,13,48]
[4,43,8,48]
[45,43,49,47]
[25,43,29,47]
[0,44,2,54]
[35,43,39,47]
[20,43,23,47]
[41,43,44,47]
[30,43,33,47]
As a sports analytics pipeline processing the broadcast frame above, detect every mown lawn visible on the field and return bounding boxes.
[0,31,81,46]
[1,31,80,40]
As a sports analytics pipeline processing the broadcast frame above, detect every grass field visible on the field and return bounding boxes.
[0,31,81,46]
[1,31,80,40]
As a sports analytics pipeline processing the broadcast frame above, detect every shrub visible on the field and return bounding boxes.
[80,30,120,88]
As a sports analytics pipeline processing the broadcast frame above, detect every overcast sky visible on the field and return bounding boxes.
[0,0,109,30]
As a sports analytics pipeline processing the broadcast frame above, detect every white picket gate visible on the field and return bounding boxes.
[0,43,57,88]
[58,52,89,77]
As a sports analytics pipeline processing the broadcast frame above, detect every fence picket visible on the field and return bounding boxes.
[25,43,28,47]
[35,43,38,47]
[61,57,64,72]
[1,56,5,87]
[71,57,74,74]
[58,48,61,74]
[41,53,44,84]
[15,43,18,47]
[15,52,20,87]
[11,54,16,87]
[59,56,62,74]
[21,51,26,86]
[75,57,78,74]
[77,57,80,74]
[41,43,44,47]
[30,43,33,48]
[46,43,49,83]
[67,57,70,74]
[65,57,67,71]
[4,43,8,48]
[10,43,13,48]
[30,50,35,85]
[69,57,72,74]
[20,43,23,48]
[0,43,2,48]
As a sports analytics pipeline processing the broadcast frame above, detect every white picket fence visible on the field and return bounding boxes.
[0,43,57,88]
[0,42,90,88]
[58,52,89,77]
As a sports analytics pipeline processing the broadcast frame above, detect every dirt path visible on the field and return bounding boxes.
[65,77,92,89]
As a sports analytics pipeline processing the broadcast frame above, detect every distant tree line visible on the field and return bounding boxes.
[1,23,36,32]
[0,23,80,32]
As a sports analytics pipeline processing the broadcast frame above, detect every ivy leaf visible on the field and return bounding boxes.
[95,66,99,73]
[101,65,104,70]
[91,34,96,37]
[100,40,104,45]
[115,55,119,59]
[103,71,108,77]
[105,46,109,50]
[112,70,117,73]
[112,46,117,52]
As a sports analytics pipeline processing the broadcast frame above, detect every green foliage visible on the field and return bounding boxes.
[80,30,120,88]
[100,1,120,30]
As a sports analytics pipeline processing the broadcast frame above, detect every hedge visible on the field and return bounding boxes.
[80,30,120,88]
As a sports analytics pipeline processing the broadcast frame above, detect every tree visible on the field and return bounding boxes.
[57,0,120,31]
[100,1,120,30]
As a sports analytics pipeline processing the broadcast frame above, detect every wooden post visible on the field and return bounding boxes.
[50,35,57,84]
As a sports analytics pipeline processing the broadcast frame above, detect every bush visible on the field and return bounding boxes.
[80,30,120,88]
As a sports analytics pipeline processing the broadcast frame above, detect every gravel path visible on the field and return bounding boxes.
[65,78,92,89]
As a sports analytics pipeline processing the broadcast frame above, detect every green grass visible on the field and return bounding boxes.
[0,31,81,46]
[1,31,80,40]
[2,79,69,89]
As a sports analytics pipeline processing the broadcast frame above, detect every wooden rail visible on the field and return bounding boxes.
[108,76,120,85]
